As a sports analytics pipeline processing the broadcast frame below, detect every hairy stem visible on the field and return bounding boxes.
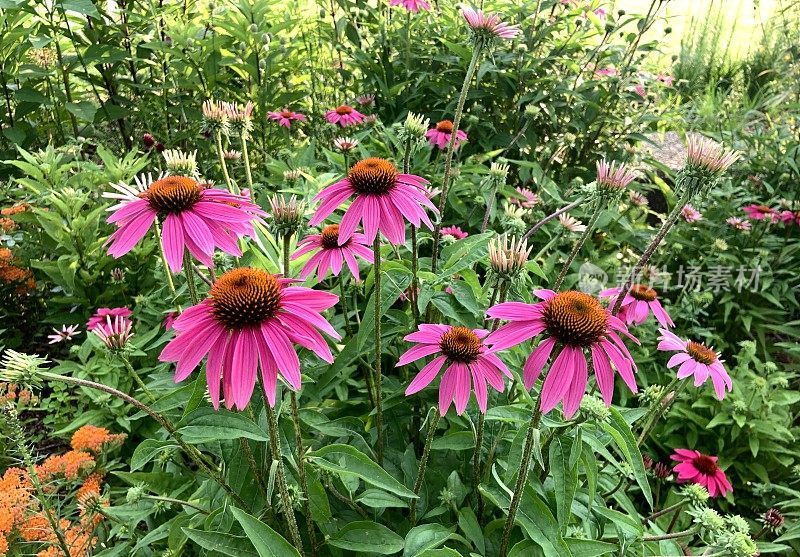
[409,409,440,525]
[553,200,602,290]
[215,131,235,193]
[119,354,156,403]
[266,406,305,555]
[373,236,385,465]
[522,198,584,241]
[153,221,181,313]
[183,252,199,305]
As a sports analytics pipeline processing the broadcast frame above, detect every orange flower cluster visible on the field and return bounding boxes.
[0,383,35,405]
[70,426,126,455]
[0,203,30,216]
[0,218,16,233]
[0,248,35,294]
[0,426,123,555]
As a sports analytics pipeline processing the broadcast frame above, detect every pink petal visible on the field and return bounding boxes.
[523,336,556,390]
[406,355,446,395]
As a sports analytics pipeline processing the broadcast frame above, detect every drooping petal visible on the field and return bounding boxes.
[406,355,447,395]
[523,336,556,390]
[539,346,576,414]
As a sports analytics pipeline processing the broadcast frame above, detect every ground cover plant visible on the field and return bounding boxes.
[1,0,800,556]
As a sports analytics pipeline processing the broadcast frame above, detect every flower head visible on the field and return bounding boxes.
[223,150,242,161]
[163,149,198,175]
[202,100,229,134]
[356,93,376,106]
[333,137,359,152]
[87,308,132,332]
[267,195,306,238]
[601,284,674,328]
[292,224,373,281]
[441,225,469,240]
[742,204,777,222]
[681,204,702,222]
[71,425,126,453]
[596,159,637,192]
[558,213,587,233]
[671,449,733,497]
[268,109,306,129]
[488,234,531,280]
[510,187,539,209]
[658,329,732,399]
[426,120,468,150]
[686,134,741,176]
[763,508,785,531]
[223,101,255,137]
[399,324,512,415]
[460,4,520,44]
[657,74,674,86]
[325,105,365,127]
[103,175,265,272]
[309,157,436,246]
[0,350,48,386]
[486,290,639,417]
[402,112,430,140]
[159,267,339,408]
[389,0,431,12]
[92,315,133,351]
[48,324,81,344]
[628,190,648,207]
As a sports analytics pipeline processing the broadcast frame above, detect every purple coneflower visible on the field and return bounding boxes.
[681,204,702,222]
[426,120,468,150]
[325,105,365,127]
[292,224,373,282]
[460,4,520,40]
[268,109,306,128]
[48,325,81,344]
[657,329,732,400]
[389,0,431,12]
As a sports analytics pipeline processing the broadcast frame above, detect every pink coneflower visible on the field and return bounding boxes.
[656,74,674,86]
[726,216,752,231]
[657,329,732,400]
[596,159,637,191]
[292,224,374,282]
[686,134,740,174]
[48,324,81,344]
[309,157,436,246]
[356,94,375,106]
[595,67,618,77]
[681,204,702,222]
[671,449,732,497]
[325,105,365,127]
[486,290,639,417]
[87,308,132,332]
[399,324,512,415]
[104,175,265,272]
[426,120,468,150]
[159,267,339,409]
[592,8,607,21]
[92,315,133,350]
[460,5,521,40]
[558,213,587,233]
[510,187,540,208]
[389,0,430,13]
[601,284,674,328]
[333,137,359,152]
[268,109,306,128]
[441,225,468,240]
[742,204,777,222]
[634,83,646,98]
[628,190,648,207]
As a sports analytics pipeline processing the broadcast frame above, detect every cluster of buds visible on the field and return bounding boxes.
[91,315,134,352]
[0,350,48,389]
[268,195,306,238]
[283,169,303,183]
[579,395,610,422]
[162,149,198,175]
[488,233,532,282]
[679,134,741,198]
[398,112,430,145]
[681,483,710,507]
[28,47,57,69]
[142,133,165,153]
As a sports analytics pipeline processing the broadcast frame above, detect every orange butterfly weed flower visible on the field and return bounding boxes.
[70,426,126,454]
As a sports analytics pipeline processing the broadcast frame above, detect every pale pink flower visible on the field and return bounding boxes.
[325,105,365,127]
[292,224,373,282]
[459,4,520,40]
[333,137,359,152]
[389,0,431,13]
[595,67,618,77]
[309,158,437,246]
[596,159,637,190]
[657,328,732,400]
[486,290,639,417]
[510,187,540,208]
[399,324,512,415]
[681,204,702,222]
[628,190,648,207]
[48,324,81,344]
[441,225,469,240]
[672,449,732,497]
[686,134,740,174]
[634,83,646,97]
[356,94,375,106]
[726,216,751,231]
[159,267,339,409]
[558,213,587,233]
[656,74,674,86]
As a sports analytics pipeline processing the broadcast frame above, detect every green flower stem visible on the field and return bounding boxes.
[643,499,687,523]
[637,379,687,447]
[522,198,584,241]
[339,276,353,337]
[373,236,385,465]
[480,183,498,233]
[119,353,155,403]
[473,412,485,517]
[290,392,318,555]
[143,495,210,515]
[402,136,421,325]
[266,405,305,555]
[499,390,544,557]
[409,408,440,525]
[642,526,699,542]
[153,221,181,313]
[241,134,254,190]
[283,233,292,276]
[553,200,602,290]
[215,131,235,194]
[38,371,249,510]
[431,45,484,273]
[612,191,691,315]
[183,252,199,305]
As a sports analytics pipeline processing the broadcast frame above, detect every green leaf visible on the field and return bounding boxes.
[59,0,100,16]
[328,521,404,555]
[178,408,270,443]
[602,407,653,509]
[457,507,485,554]
[230,507,300,557]
[565,538,617,556]
[549,437,577,530]
[130,440,177,471]
[440,233,493,276]
[431,431,475,451]
[358,265,412,349]
[308,444,417,499]
[65,100,98,121]
[356,489,409,509]
[403,524,454,557]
